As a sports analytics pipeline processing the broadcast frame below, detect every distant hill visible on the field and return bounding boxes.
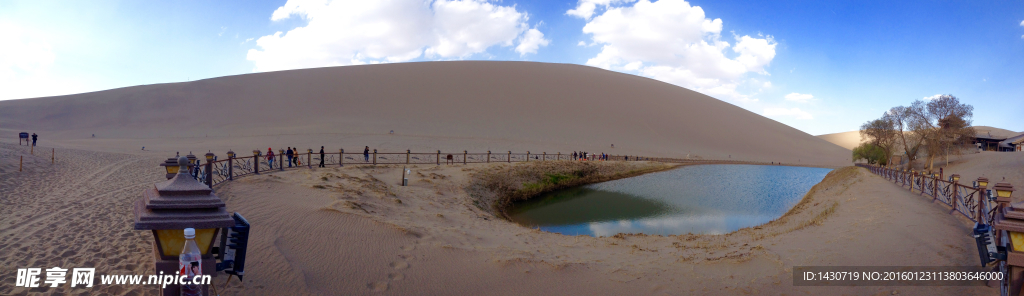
[816,131,863,150]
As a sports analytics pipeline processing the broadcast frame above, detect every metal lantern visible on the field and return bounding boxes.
[205,151,215,162]
[134,157,235,295]
[160,157,180,179]
[186,152,198,166]
[978,177,990,189]
[950,174,961,183]
[227,150,235,159]
[996,183,1016,200]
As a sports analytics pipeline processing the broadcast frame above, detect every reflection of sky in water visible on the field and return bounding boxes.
[509,165,832,237]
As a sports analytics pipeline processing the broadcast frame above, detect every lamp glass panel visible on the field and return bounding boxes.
[1012,232,1024,252]
[155,228,217,256]
[167,166,179,174]
[979,182,988,187]
[997,190,1012,198]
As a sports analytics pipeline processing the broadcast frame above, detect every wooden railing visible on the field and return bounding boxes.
[177,149,832,189]
[856,164,997,224]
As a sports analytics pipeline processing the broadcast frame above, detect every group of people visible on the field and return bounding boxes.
[571,151,608,161]
[263,146,346,168]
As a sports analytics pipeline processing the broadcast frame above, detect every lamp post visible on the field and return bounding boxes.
[977,177,990,221]
[160,157,180,180]
[204,152,215,187]
[991,182,1018,295]
[133,157,236,296]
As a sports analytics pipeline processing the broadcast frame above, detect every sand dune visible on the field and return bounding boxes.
[0,61,849,166]
[816,130,862,150]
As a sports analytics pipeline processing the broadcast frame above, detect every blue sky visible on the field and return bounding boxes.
[2,0,1022,135]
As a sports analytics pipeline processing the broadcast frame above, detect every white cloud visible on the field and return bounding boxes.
[570,0,776,103]
[1020,20,1023,26]
[764,107,813,120]
[219,26,227,37]
[249,0,546,72]
[922,94,941,101]
[784,92,813,103]
[762,81,771,88]
[566,0,636,20]
[0,24,85,100]
[515,28,550,56]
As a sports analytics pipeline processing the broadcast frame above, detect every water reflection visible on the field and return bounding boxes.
[508,165,832,236]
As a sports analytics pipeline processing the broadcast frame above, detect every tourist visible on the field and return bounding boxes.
[364,146,370,162]
[319,146,325,168]
[572,151,577,160]
[31,133,38,146]
[286,147,294,167]
[267,148,275,168]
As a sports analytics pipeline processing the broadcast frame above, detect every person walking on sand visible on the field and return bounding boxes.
[31,133,38,146]
[364,146,370,162]
[266,148,275,168]
[572,151,577,160]
[319,146,325,168]
[286,147,294,167]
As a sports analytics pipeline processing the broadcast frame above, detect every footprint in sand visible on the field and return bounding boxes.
[388,273,405,280]
[389,261,409,269]
[368,281,389,292]
[401,244,415,251]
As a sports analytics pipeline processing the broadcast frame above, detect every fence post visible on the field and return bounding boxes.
[437,150,441,165]
[372,149,377,166]
[279,149,285,171]
[557,152,561,160]
[340,149,344,167]
[487,151,491,163]
[253,150,260,175]
[406,149,410,164]
[51,148,54,164]
[307,149,313,168]
[543,152,546,161]
[526,151,530,162]
[950,175,959,212]
[507,151,511,163]
[913,168,921,192]
[205,157,214,187]
[19,156,22,172]
[463,150,467,165]
[228,152,234,181]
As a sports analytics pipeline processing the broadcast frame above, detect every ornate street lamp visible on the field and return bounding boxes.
[133,157,236,296]
[950,174,961,183]
[160,157,180,180]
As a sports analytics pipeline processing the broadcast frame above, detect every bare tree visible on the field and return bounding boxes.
[887,105,926,168]
[913,95,975,170]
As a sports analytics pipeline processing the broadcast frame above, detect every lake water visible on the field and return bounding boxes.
[508,165,833,237]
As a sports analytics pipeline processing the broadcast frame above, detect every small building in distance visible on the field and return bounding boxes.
[999,133,1024,152]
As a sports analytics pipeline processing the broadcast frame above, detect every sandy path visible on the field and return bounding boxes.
[0,142,161,295]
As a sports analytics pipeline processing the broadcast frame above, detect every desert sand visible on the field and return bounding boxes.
[0,61,1014,295]
[816,130,863,150]
[0,61,849,166]
[0,140,1002,295]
